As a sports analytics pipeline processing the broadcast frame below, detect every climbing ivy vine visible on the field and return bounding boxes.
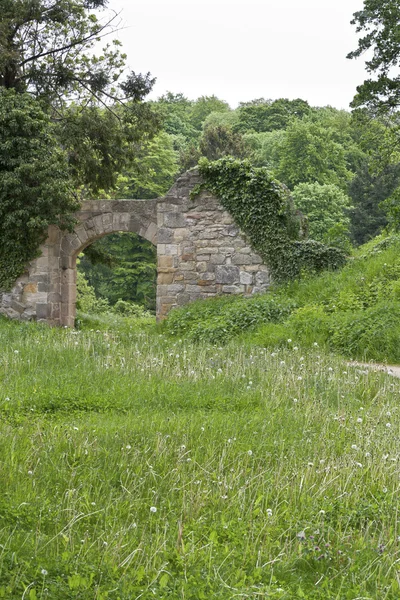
[0,90,78,290]
[195,157,347,281]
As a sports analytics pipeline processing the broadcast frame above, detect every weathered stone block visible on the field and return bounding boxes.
[158,272,174,285]
[173,228,188,242]
[23,283,38,294]
[165,244,179,256]
[157,228,174,243]
[215,265,240,284]
[11,300,25,313]
[36,303,48,319]
[164,212,187,228]
[240,271,253,285]
[232,254,254,265]
[158,256,173,268]
[180,261,196,271]
[256,270,270,285]
[222,285,243,294]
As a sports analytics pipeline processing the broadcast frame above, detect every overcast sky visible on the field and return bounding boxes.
[107,0,368,110]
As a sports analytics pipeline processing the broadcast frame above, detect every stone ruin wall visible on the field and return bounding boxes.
[0,170,271,325]
[156,171,270,318]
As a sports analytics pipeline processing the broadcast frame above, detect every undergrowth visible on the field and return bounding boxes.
[164,235,400,363]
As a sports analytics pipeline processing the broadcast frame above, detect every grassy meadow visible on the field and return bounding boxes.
[1,312,400,599]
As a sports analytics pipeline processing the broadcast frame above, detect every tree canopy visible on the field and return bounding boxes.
[0,0,155,107]
[348,0,400,114]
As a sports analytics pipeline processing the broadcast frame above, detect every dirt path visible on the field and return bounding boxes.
[347,361,400,379]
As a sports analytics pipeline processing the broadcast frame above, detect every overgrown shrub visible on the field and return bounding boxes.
[330,302,400,362]
[112,299,153,318]
[165,294,295,343]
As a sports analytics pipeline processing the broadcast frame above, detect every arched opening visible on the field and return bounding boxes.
[57,203,158,327]
[77,231,157,317]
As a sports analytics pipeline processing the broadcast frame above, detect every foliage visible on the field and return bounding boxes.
[112,299,152,318]
[291,240,348,273]
[113,132,179,199]
[348,160,400,244]
[0,89,78,289]
[188,95,230,131]
[165,294,295,343]
[380,185,400,231]
[277,117,352,189]
[58,103,161,196]
[0,0,154,108]
[79,232,157,311]
[330,302,400,362]
[196,157,347,282]
[235,97,311,132]
[243,129,285,170]
[198,123,247,161]
[348,0,400,114]
[76,268,110,314]
[291,182,352,242]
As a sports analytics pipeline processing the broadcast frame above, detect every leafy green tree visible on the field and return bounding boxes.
[243,130,286,170]
[236,98,311,133]
[277,118,352,189]
[0,89,78,288]
[0,0,160,197]
[199,123,247,161]
[114,132,179,199]
[0,0,154,107]
[349,161,400,243]
[292,182,352,242]
[79,233,156,310]
[58,103,160,196]
[155,93,196,138]
[189,95,230,131]
[348,0,400,114]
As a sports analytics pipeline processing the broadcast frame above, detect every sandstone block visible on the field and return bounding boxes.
[158,256,173,268]
[158,272,174,285]
[23,283,37,294]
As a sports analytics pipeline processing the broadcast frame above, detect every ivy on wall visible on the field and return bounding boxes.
[0,90,78,291]
[195,157,347,281]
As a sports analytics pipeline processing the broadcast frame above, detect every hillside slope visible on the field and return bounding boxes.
[164,235,400,364]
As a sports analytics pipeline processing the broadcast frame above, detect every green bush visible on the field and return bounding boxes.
[330,302,400,362]
[286,304,332,347]
[165,293,295,343]
[291,240,347,274]
[112,299,153,318]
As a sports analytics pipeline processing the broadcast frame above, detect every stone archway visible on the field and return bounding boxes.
[0,170,271,325]
[56,199,158,327]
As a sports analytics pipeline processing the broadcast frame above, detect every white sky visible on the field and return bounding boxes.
[106,0,368,110]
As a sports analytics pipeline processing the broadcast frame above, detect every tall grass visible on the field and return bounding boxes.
[1,316,400,598]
